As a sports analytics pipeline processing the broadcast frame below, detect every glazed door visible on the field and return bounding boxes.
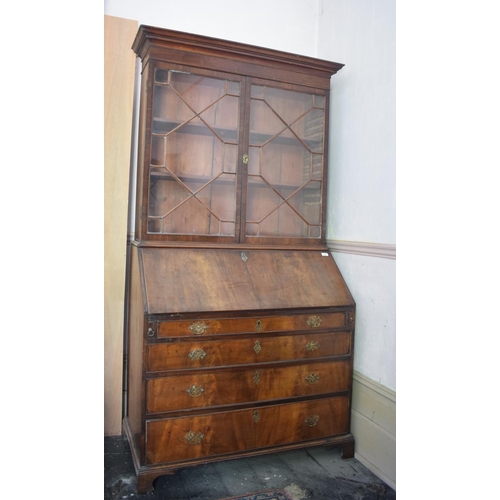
[242,82,328,245]
[142,67,329,245]
[147,67,244,241]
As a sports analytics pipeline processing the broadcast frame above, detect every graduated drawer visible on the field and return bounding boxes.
[145,395,350,465]
[146,360,350,413]
[147,331,351,371]
[157,312,346,339]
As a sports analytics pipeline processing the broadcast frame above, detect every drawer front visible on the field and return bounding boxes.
[148,331,351,371]
[157,312,346,338]
[146,360,350,413]
[146,395,350,465]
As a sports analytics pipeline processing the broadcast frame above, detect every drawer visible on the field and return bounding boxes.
[147,331,351,371]
[156,312,346,339]
[145,395,350,465]
[146,360,350,413]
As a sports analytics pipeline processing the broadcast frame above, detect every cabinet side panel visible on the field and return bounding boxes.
[126,246,146,456]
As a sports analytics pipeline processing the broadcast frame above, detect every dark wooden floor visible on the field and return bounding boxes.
[104,436,395,499]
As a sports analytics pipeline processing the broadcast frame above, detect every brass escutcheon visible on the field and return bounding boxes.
[188,349,207,361]
[304,415,319,427]
[305,373,320,385]
[241,251,248,262]
[186,384,205,397]
[306,341,320,351]
[189,322,208,335]
[253,410,260,423]
[306,316,322,328]
[243,153,249,164]
[185,430,205,444]
[253,371,261,384]
[255,319,262,332]
[253,340,262,354]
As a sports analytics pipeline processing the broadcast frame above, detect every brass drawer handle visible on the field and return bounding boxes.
[306,316,322,328]
[188,349,207,361]
[304,415,319,427]
[186,384,205,397]
[185,430,205,444]
[253,340,262,354]
[147,328,155,337]
[306,341,320,351]
[189,322,208,335]
[305,373,320,385]
[348,311,355,325]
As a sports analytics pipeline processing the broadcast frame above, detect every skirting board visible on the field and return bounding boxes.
[351,371,396,490]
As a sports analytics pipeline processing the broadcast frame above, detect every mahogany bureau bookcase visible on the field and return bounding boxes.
[123,25,355,494]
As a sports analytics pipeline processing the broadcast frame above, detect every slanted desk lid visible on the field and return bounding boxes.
[140,248,354,315]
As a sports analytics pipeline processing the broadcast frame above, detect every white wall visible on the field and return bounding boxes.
[103,0,319,57]
[319,0,396,245]
[318,0,396,391]
[334,252,396,389]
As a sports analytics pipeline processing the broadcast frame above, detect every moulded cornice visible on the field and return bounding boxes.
[131,24,344,77]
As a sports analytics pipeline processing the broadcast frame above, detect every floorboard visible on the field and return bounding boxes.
[104,436,396,499]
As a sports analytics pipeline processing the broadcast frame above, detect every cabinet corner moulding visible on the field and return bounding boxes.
[132,25,345,88]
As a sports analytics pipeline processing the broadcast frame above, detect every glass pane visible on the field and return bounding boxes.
[311,154,323,180]
[163,197,212,235]
[249,100,286,145]
[151,135,166,166]
[246,223,258,236]
[227,81,240,96]
[149,171,191,218]
[164,116,220,181]
[251,85,264,99]
[313,95,325,109]
[310,225,321,238]
[155,68,169,83]
[148,70,240,236]
[247,147,260,175]
[199,95,239,142]
[148,173,237,237]
[246,176,281,222]
[221,222,235,235]
[223,144,238,173]
[197,173,237,223]
[263,87,313,125]
[246,85,324,239]
[259,204,308,238]
[287,180,322,224]
[170,73,226,113]
[152,85,193,131]
[261,137,305,197]
[290,108,324,153]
